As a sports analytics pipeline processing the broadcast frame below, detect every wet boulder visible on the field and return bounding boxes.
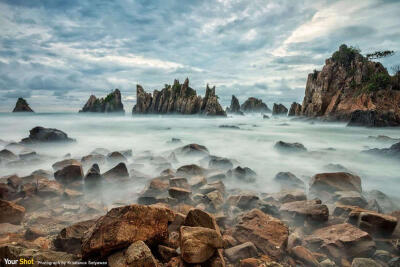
[279,199,329,225]
[333,191,368,208]
[169,177,190,190]
[84,164,102,189]
[364,190,398,213]
[274,172,305,190]
[108,240,158,267]
[208,156,234,170]
[0,149,18,161]
[107,151,127,164]
[81,154,106,167]
[0,199,25,224]
[227,193,259,210]
[266,190,306,204]
[102,162,129,180]
[274,141,307,153]
[176,143,209,157]
[309,172,362,200]
[52,159,81,172]
[177,164,206,176]
[304,223,375,261]
[290,246,319,267]
[54,163,84,185]
[183,208,220,233]
[232,209,289,260]
[81,204,175,259]
[20,126,75,143]
[54,219,96,254]
[36,178,64,198]
[168,187,191,202]
[224,242,258,263]
[227,166,257,183]
[180,226,224,264]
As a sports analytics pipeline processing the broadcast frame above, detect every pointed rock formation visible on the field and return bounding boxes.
[79,89,124,113]
[288,102,302,116]
[272,103,288,115]
[227,95,243,114]
[241,97,270,113]
[132,78,226,116]
[12,98,34,112]
[300,44,400,126]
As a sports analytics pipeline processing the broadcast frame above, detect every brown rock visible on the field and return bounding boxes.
[232,209,289,260]
[54,219,96,254]
[52,159,80,171]
[81,204,175,259]
[177,164,206,176]
[279,199,329,225]
[309,172,362,199]
[13,97,34,112]
[0,199,25,224]
[224,242,258,263]
[168,187,191,201]
[102,162,129,180]
[54,164,83,185]
[288,102,302,116]
[158,245,178,263]
[291,246,319,267]
[304,223,375,261]
[183,208,220,234]
[180,226,224,264]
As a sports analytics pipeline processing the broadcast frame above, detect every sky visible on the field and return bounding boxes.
[0,0,399,112]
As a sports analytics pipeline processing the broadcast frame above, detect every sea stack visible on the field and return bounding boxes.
[132,78,226,116]
[79,89,124,113]
[13,98,34,112]
[240,97,271,113]
[300,44,400,126]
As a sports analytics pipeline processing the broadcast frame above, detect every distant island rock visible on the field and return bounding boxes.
[272,103,288,115]
[132,78,226,116]
[13,98,34,112]
[80,89,124,113]
[299,44,400,127]
[241,97,271,113]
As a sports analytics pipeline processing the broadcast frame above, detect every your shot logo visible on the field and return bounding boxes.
[4,258,34,265]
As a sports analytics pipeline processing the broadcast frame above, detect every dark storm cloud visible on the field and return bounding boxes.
[0,0,399,111]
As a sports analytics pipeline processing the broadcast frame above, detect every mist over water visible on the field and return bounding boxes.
[1,112,399,203]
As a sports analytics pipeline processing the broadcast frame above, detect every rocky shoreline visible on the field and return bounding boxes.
[0,127,400,266]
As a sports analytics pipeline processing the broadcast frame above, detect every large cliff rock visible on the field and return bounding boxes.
[241,97,271,113]
[12,98,34,112]
[79,89,124,113]
[132,78,226,116]
[300,44,400,126]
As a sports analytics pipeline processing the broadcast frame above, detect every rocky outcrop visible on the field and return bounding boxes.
[132,78,226,116]
[272,103,288,115]
[12,98,34,112]
[364,141,400,159]
[241,97,271,113]
[288,102,302,116]
[226,95,244,115]
[20,127,75,143]
[300,44,400,126]
[79,89,124,113]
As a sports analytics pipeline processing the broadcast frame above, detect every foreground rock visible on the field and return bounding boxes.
[13,97,34,112]
[132,78,226,116]
[180,226,224,264]
[79,89,124,113]
[272,103,288,115]
[20,126,75,143]
[305,223,375,261]
[108,241,157,267]
[232,209,288,260]
[81,204,175,259]
[0,199,25,224]
[300,44,400,126]
[240,97,271,113]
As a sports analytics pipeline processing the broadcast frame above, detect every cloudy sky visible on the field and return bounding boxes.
[0,0,399,112]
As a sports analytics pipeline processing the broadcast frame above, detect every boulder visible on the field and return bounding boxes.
[84,164,102,189]
[304,223,375,261]
[232,209,289,260]
[208,156,234,170]
[79,89,125,113]
[132,79,226,116]
[288,102,302,116]
[266,190,306,204]
[272,103,288,115]
[20,126,75,143]
[224,242,258,263]
[0,149,18,161]
[176,143,209,157]
[227,193,260,211]
[12,97,34,112]
[290,246,319,267]
[54,164,83,185]
[274,141,307,153]
[183,208,220,233]
[279,199,329,225]
[107,151,127,164]
[180,226,224,264]
[309,172,362,197]
[364,190,398,213]
[364,142,400,159]
[241,97,271,113]
[102,162,129,180]
[333,205,397,237]
[81,154,106,167]
[0,199,25,224]
[177,164,206,176]
[81,204,175,259]
[333,191,367,208]
[351,258,381,267]
[52,159,80,171]
[227,166,256,183]
[54,219,96,254]
[168,187,191,201]
[169,177,190,190]
[273,172,305,190]
[108,240,157,267]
